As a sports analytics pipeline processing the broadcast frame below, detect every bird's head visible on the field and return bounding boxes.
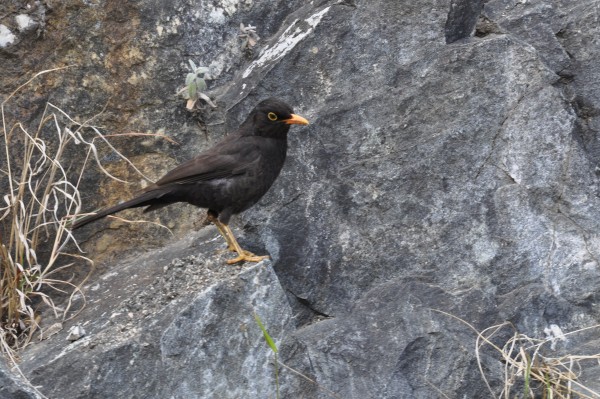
[246,98,309,138]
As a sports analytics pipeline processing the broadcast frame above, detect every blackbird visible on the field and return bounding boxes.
[71,98,309,264]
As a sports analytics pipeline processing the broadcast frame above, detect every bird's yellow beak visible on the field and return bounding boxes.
[284,114,309,125]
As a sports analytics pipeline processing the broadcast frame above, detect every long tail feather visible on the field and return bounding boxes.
[71,190,165,230]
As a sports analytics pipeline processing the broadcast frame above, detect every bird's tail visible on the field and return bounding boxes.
[70,190,164,230]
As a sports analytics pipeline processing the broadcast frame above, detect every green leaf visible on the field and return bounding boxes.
[188,83,197,99]
[254,312,278,353]
[189,59,196,71]
[196,78,207,92]
[185,73,196,86]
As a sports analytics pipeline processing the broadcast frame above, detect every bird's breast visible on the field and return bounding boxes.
[231,138,287,211]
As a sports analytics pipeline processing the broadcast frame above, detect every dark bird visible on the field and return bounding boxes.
[71,98,309,264]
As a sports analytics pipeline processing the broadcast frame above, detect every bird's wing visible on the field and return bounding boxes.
[154,135,261,186]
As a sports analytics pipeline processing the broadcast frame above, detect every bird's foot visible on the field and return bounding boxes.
[226,252,270,265]
[227,246,255,256]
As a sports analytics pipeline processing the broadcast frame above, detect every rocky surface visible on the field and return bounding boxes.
[1,0,600,398]
[19,229,293,399]
[0,361,39,399]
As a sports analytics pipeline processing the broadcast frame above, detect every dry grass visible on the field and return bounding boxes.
[0,67,167,362]
[435,310,600,398]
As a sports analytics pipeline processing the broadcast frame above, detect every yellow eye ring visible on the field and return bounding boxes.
[267,112,278,121]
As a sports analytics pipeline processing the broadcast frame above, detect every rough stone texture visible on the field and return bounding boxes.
[1,0,600,398]
[20,229,293,399]
[0,360,40,399]
[445,0,486,43]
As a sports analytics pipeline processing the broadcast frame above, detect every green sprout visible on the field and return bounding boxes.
[254,312,280,399]
[178,60,216,110]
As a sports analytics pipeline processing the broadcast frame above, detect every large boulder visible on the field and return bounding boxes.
[1,0,599,397]
[20,230,294,398]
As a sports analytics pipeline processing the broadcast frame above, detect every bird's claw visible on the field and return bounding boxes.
[227,246,255,256]
[226,252,270,264]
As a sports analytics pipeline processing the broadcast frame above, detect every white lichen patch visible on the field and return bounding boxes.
[305,7,330,28]
[15,14,35,32]
[209,8,226,24]
[0,24,16,48]
[544,324,567,350]
[221,0,252,15]
[242,7,331,79]
[160,16,181,35]
[205,0,252,24]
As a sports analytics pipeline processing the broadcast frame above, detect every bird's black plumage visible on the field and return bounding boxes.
[71,98,309,263]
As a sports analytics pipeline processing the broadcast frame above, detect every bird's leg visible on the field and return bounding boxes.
[206,212,236,251]
[206,211,269,264]
[220,223,269,264]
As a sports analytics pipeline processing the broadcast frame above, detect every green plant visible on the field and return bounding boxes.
[253,312,340,399]
[178,60,216,110]
[254,312,280,398]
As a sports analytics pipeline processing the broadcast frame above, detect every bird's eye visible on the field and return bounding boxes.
[267,112,278,121]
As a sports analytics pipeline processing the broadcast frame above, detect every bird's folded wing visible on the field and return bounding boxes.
[154,137,260,186]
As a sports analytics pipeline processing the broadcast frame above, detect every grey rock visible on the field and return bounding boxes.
[66,325,86,342]
[0,360,40,399]
[483,0,572,72]
[0,0,599,398]
[20,230,292,399]
[445,0,486,43]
